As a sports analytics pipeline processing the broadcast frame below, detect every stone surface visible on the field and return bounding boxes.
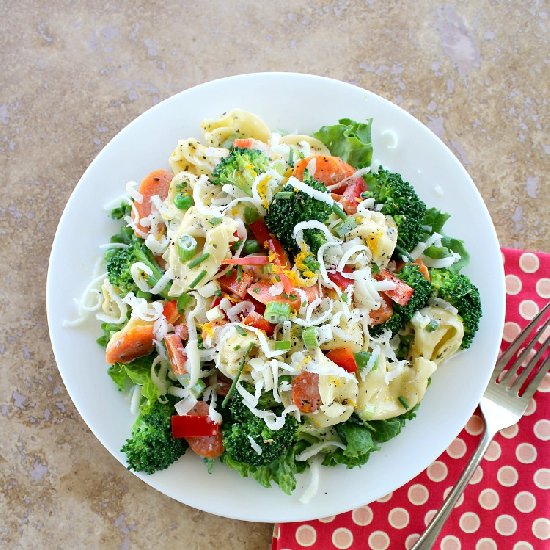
[0,0,548,548]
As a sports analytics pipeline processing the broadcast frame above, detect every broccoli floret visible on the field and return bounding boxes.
[363,167,427,253]
[371,264,432,336]
[105,240,169,298]
[429,269,482,349]
[223,392,298,467]
[121,398,188,474]
[210,147,270,196]
[265,175,332,256]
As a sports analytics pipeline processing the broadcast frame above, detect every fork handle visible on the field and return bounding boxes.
[411,427,495,549]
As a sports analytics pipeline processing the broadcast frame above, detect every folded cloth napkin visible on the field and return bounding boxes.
[273,248,549,550]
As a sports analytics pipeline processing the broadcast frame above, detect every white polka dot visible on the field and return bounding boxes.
[501,251,506,264]
[476,538,497,550]
[441,534,461,550]
[503,321,521,342]
[469,465,484,485]
[498,465,518,487]
[534,468,550,489]
[351,506,372,526]
[447,437,467,459]
[514,491,536,513]
[484,440,501,461]
[273,525,280,539]
[519,299,539,320]
[424,509,437,526]
[478,488,499,510]
[443,486,464,507]
[408,483,429,505]
[367,530,390,550]
[516,442,537,463]
[513,542,534,550]
[295,524,316,547]
[496,515,518,536]
[459,512,480,533]
[500,423,519,438]
[465,414,484,435]
[388,508,409,529]
[532,518,550,540]
[538,372,550,392]
[319,515,335,523]
[427,460,448,482]
[534,419,550,441]
[524,397,537,416]
[506,274,522,295]
[376,491,393,503]
[405,534,420,550]
[536,278,550,298]
[519,252,539,273]
[332,527,353,549]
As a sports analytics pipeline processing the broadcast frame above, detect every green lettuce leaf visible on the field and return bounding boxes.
[423,207,450,233]
[313,118,373,168]
[323,420,379,468]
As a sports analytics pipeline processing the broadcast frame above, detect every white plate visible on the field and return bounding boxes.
[46,72,505,522]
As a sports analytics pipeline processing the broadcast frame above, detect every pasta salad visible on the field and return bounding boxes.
[67,110,481,499]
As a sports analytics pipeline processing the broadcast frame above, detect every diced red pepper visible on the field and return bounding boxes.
[267,237,290,268]
[162,300,180,324]
[249,219,272,248]
[164,334,187,376]
[291,372,322,413]
[242,311,275,335]
[233,138,255,149]
[218,269,255,299]
[211,296,222,308]
[171,414,219,438]
[221,255,269,265]
[339,177,367,215]
[376,270,414,306]
[327,271,354,290]
[326,348,358,373]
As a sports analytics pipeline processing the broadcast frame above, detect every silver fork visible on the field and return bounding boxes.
[412,302,550,550]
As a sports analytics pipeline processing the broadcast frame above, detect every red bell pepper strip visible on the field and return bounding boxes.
[162,300,180,324]
[327,271,354,290]
[326,348,358,373]
[242,311,275,335]
[249,219,272,248]
[218,269,255,299]
[376,270,414,306]
[171,414,219,438]
[339,177,367,215]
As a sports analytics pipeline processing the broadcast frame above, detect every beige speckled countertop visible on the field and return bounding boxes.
[1,1,548,548]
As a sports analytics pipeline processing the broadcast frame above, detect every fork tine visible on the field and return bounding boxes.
[494,302,550,376]
[499,317,550,384]
[509,335,550,393]
[520,356,550,403]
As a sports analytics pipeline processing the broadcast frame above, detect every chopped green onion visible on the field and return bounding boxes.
[177,235,198,262]
[334,216,357,238]
[174,193,194,210]
[243,240,261,254]
[236,265,243,282]
[274,340,291,351]
[301,326,319,349]
[189,269,207,289]
[231,239,242,252]
[222,342,254,407]
[214,289,223,297]
[288,148,295,167]
[427,319,440,332]
[236,326,248,336]
[398,396,410,409]
[209,217,222,226]
[135,290,152,300]
[275,191,293,200]
[370,263,380,274]
[244,206,259,224]
[332,203,347,220]
[341,292,349,303]
[264,302,291,323]
[177,292,193,313]
[354,351,372,372]
[188,252,210,269]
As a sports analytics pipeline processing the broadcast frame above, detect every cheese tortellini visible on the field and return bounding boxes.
[217,330,258,379]
[169,138,228,176]
[320,302,364,353]
[167,207,238,296]
[201,108,271,147]
[279,134,330,156]
[356,354,436,420]
[309,355,358,428]
[348,212,397,268]
[410,306,465,364]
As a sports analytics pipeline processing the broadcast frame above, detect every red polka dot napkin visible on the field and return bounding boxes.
[273,248,549,550]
